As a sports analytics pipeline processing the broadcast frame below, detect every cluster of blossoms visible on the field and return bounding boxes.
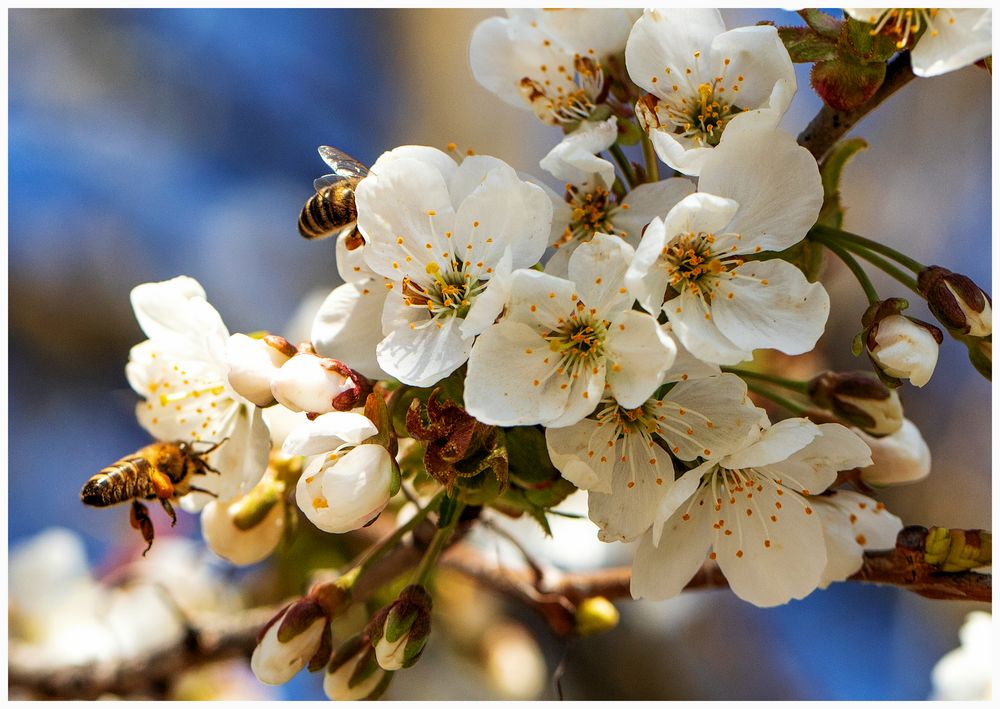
[90,7,990,699]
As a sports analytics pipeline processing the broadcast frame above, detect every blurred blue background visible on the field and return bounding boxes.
[8,8,991,701]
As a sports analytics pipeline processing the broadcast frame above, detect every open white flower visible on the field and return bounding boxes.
[466,234,676,428]
[845,9,992,78]
[125,276,270,510]
[470,9,640,125]
[355,146,552,387]
[540,116,696,276]
[547,372,764,542]
[283,411,395,534]
[814,490,903,588]
[626,118,828,365]
[625,8,795,176]
[631,419,872,607]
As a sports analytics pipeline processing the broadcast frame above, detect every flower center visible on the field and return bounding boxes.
[520,55,606,125]
[402,263,484,321]
[555,184,621,248]
[596,400,660,440]
[546,310,607,372]
[662,231,730,299]
[865,8,948,48]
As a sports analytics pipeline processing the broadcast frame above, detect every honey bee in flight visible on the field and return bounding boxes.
[80,440,222,555]
[298,145,370,245]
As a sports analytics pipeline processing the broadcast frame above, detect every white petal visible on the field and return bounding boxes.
[723,417,821,470]
[282,411,378,457]
[465,321,567,426]
[667,287,752,365]
[355,157,456,280]
[544,364,605,428]
[816,490,903,587]
[713,259,830,356]
[631,499,715,601]
[625,216,671,316]
[652,461,715,544]
[539,117,618,189]
[368,145,458,183]
[708,25,796,114]
[698,116,823,253]
[505,268,577,333]
[658,373,762,460]
[469,15,576,109]
[855,419,932,486]
[605,310,676,408]
[537,8,641,56]
[761,423,871,495]
[589,439,674,543]
[569,233,635,316]
[714,480,827,607]
[335,229,372,284]
[452,159,551,272]
[660,324,722,383]
[130,276,229,362]
[911,9,992,77]
[311,280,390,380]
[614,178,696,245]
[297,444,393,534]
[376,313,472,388]
[546,419,616,494]
[625,8,726,96]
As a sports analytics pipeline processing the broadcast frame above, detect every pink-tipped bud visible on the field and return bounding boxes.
[270,353,355,414]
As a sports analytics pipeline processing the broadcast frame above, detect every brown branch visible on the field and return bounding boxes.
[797,52,916,161]
[443,525,990,637]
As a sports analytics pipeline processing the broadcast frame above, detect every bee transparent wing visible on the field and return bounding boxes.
[317,145,370,179]
[314,173,344,191]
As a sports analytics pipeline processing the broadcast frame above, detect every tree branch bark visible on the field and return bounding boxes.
[797,52,916,161]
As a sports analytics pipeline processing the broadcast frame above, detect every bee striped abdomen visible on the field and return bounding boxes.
[297,182,359,240]
[81,457,156,507]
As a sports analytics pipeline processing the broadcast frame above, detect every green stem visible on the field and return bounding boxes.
[840,242,921,294]
[722,367,810,394]
[640,133,659,184]
[744,381,809,416]
[810,224,926,274]
[608,144,636,190]
[812,233,880,305]
[413,501,464,586]
[353,490,445,580]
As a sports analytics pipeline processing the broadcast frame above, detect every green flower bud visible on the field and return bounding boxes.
[366,584,433,671]
[251,599,329,685]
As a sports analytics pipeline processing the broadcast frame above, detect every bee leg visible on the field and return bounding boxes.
[130,501,155,556]
[159,497,178,527]
[150,469,175,499]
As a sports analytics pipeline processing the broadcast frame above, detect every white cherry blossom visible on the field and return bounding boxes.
[125,276,270,510]
[625,8,795,175]
[547,372,765,543]
[540,116,696,276]
[355,146,552,387]
[631,419,872,607]
[813,490,903,588]
[845,8,992,78]
[283,412,395,534]
[470,9,641,125]
[626,117,828,365]
[466,234,676,428]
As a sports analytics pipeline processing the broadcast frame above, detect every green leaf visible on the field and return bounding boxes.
[798,8,842,39]
[811,58,886,111]
[817,137,868,229]
[841,16,901,63]
[778,26,840,63]
[504,426,560,487]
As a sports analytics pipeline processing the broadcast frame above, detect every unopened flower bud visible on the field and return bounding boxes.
[918,266,992,338]
[367,584,433,670]
[852,418,931,486]
[324,634,392,701]
[251,599,329,685]
[296,443,395,533]
[201,476,286,565]
[808,371,903,436]
[226,334,295,407]
[867,314,942,387]
[575,596,619,637]
[271,353,355,414]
